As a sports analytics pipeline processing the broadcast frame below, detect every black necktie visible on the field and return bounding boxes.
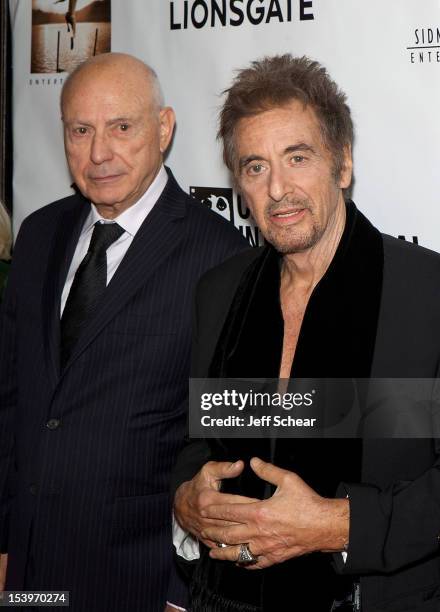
[60,222,125,368]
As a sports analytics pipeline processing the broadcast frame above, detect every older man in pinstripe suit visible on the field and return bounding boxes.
[0,52,247,611]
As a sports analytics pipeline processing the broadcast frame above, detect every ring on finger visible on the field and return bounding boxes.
[237,543,258,565]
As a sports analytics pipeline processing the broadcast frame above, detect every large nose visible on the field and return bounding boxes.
[268,163,292,202]
[90,130,113,165]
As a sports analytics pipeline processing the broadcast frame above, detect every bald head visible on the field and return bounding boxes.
[61,52,175,218]
[61,52,164,116]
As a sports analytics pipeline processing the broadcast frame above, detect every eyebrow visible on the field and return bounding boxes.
[64,117,136,127]
[106,117,135,126]
[238,142,316,169]
[238,155,262,169]
[284,143,316,155]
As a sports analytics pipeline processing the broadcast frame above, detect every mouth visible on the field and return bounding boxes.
[89,174,123,184]
[269,207,307,224]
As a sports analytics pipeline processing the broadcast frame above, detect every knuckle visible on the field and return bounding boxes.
[197,489,211,509]
[289,472,299,485]
[256,505,270,523]
[280,472,290,487]
[221,505,230,517]
[199,463,210,479]
[267,550,284,565]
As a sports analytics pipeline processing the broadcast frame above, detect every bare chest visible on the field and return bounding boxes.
[279,293,309,378]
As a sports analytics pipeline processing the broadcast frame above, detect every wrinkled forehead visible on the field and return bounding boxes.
[234,102,323,148]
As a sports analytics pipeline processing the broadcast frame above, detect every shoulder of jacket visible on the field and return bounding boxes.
[20,194,81,231]
[197,246,264,294]
[383,233,440,268]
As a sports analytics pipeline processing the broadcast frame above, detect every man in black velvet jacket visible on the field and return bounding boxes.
[173,55,440,611]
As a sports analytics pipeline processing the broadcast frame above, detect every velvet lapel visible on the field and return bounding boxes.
[293,201,383,379]
[208,247,283,379]
[273,202,384,498]
[60,171,187,376]
[42,193,90,387]
[207,247,283,500]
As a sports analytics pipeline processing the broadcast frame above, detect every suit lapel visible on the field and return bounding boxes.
[42,193,90,387]
[60,172,188,374]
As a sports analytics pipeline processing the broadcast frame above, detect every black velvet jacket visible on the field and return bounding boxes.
[190,202,384,611]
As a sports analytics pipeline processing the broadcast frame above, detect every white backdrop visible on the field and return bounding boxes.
[9,0,440,250]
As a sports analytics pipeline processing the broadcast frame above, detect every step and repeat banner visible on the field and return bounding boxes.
[9,0,440,250]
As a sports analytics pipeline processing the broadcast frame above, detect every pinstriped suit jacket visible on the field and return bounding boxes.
[0,170,248,611]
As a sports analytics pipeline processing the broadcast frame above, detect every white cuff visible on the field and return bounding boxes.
[172,513,200,561]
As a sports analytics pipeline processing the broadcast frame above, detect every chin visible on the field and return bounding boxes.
[87,189,125,206]
[267,228,322,254]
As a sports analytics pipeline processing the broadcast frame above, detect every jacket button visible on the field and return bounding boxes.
[46,418,60,430]
[29,484,37,495]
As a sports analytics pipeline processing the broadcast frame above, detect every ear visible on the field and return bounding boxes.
[158,107,176,154]
[338,144,353,189]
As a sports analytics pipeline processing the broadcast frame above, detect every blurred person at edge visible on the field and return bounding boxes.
[173,54,440,612]
[0,52,247,611]
[0,201,12,301]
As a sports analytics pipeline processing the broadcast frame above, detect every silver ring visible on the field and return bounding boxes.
[237,543,257,565]
[216,542,227,548]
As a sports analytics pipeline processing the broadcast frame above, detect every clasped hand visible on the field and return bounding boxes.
[174,457,349,570]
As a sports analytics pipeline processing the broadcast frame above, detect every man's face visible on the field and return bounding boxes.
[62,66,174,217]
[234,100,352,254]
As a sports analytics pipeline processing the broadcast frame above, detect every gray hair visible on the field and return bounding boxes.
[219,54,353,183]
[146,65,165,110]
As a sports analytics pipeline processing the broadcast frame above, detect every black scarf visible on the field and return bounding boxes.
[190,202,384,612]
